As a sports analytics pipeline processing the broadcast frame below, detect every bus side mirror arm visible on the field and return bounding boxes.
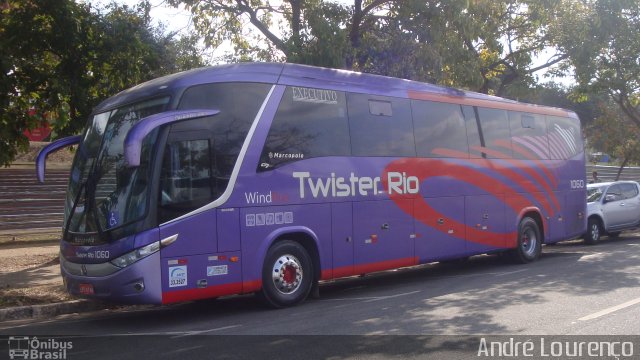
[124,109,219,167]
[36,135,82,183]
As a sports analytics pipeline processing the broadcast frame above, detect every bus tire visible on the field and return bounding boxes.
[259,240,313,308]
[510,217,542,264]
[584,218,602,245]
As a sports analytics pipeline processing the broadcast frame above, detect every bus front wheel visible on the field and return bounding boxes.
[259,240,313,308]
[510,217,542,264]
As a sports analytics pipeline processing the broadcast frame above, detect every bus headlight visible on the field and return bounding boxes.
[110,241,160,268]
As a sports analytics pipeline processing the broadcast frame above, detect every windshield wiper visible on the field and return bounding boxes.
[63,166,110,243]
[64,133,110,243]
[63,179,87,242]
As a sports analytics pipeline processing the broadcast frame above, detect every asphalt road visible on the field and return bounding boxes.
[2,236,640,359]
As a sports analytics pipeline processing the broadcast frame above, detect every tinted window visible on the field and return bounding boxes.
[462,105,483,158]
[606,184,623,201]
[621,183,639,200]
[348,93,415,157]
[587,186,605,202]
[547,116,583,160]
[412,100,468,158]
[159,137,213,223]
[369,100,393,116]
[476,107,511,158]
[509,112,549,160]
[260,86,350,169]
[179,82,271,176]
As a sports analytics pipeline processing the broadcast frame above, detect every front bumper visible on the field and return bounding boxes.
[61,251,162,304]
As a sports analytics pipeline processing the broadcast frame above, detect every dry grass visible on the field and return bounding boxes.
[0,285,73,308]
[0,233,61,245]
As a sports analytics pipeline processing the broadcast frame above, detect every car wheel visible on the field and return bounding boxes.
[585,218,602,245]
[510,217,542,264]
[259,240,313,308]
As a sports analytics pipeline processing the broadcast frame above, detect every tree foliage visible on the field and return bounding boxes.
[588,101,640,176]
[518,82,604,127]
[554,0,640,128]
[0,0,207,166]
[173,0,568,96]
[358,0,568,96]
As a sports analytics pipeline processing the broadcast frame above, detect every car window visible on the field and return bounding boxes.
[606,184,623,201]
[587,187,605,202]
[621,183,639,200]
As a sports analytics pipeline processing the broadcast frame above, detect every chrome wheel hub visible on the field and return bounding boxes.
[271,254,303,295]
[521,227,538,257]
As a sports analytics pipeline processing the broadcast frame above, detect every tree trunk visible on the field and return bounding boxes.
[616,157,628,181]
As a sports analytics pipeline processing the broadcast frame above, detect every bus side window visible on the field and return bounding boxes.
[509,112,549,160]
[547,115,583,160]
[474,107,512,158]
[158,138,214,223]
[347,93,415,157]
[412,100,468,158]
[462,105,483,158]
[259,86,350,170]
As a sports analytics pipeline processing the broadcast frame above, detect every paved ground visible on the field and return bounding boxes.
[2,236,640,359]
[3,235,640,335]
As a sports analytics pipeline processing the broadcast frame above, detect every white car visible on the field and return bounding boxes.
[585,181,640,244]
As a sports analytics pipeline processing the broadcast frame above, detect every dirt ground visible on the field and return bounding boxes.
[0,243,73,308]
[0,141,76,308]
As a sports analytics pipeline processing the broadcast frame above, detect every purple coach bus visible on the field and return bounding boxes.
[37,63,586,307]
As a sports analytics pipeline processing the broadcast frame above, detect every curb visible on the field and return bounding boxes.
[0,300,107,322]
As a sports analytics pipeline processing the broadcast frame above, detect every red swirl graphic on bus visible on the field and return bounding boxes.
[383,157,558,248]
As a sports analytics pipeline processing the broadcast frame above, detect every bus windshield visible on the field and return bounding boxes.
[65,97,169,244]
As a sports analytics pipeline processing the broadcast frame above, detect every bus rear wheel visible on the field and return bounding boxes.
[259,240,313,308]
[510,217,542,264]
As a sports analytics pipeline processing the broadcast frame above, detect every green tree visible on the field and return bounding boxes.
[554,0,640,128]
[1,0,93,165]
[173,0,569,97]
[517,82,605,128]
[169,0,379,67]
[0,0,207,167]
[588,101,640,179]
[349,0,568,96]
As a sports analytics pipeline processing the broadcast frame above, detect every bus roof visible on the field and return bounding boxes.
[95,62,576,118]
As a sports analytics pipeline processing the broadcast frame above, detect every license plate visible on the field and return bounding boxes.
[79,283,94,295]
